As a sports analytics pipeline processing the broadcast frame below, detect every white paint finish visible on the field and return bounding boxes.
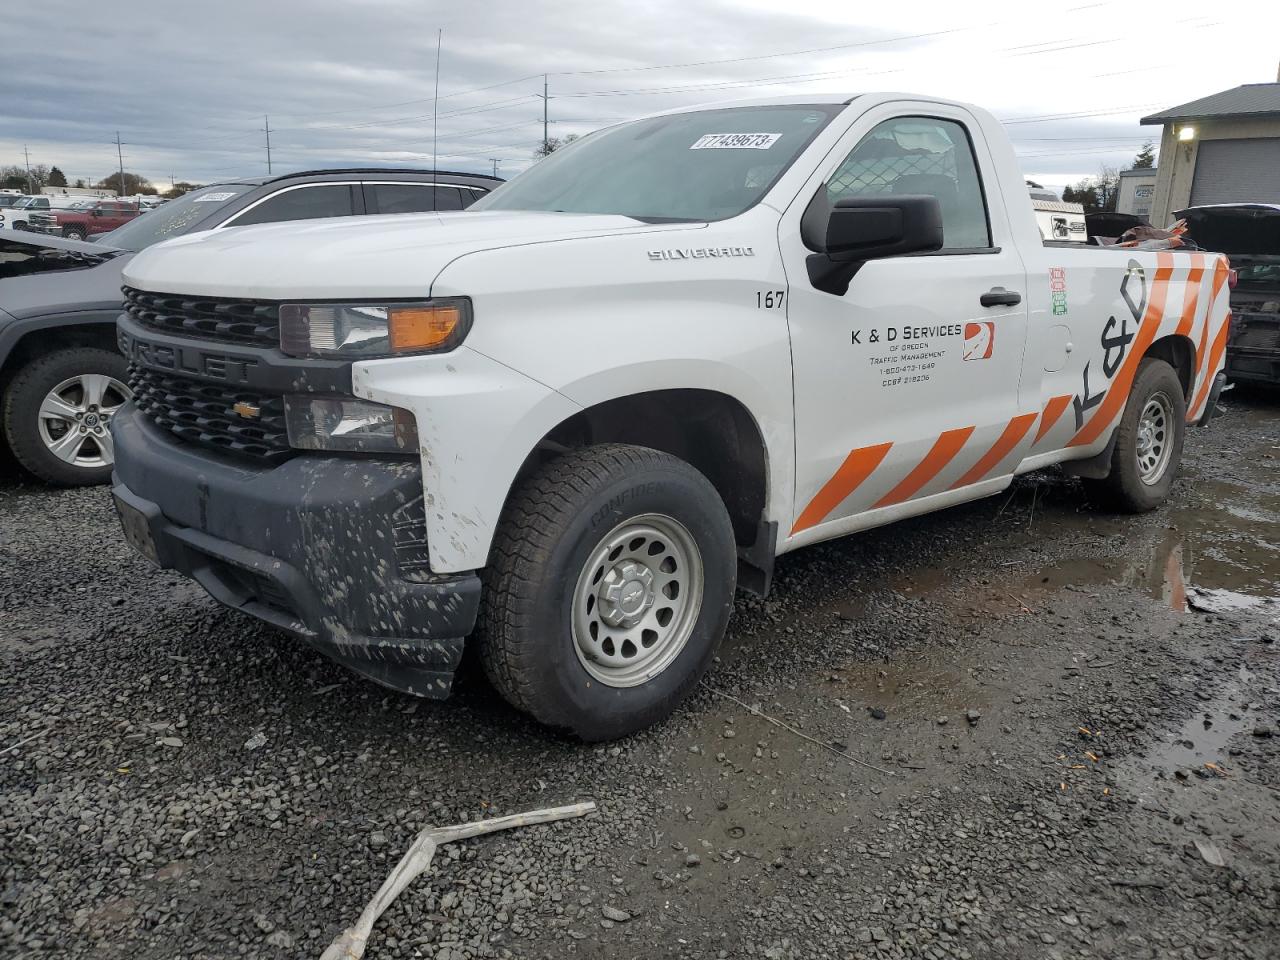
[432,203,795,544]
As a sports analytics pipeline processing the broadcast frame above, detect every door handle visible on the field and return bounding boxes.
[980,287,1022,308]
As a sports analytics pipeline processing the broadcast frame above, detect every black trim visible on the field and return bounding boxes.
[117,311,351,394]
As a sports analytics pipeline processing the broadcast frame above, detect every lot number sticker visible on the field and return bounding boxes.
[690,133,782,150]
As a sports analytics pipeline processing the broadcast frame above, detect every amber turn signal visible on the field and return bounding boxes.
[389,305,465,352]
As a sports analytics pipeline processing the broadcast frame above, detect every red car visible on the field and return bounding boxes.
[37,200,141,241]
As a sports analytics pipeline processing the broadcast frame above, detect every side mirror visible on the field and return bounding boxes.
[801,193,944,295]
[91,209,102,217]
[824,196,944,262]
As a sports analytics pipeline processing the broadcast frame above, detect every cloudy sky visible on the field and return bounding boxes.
[4,0,1277,195]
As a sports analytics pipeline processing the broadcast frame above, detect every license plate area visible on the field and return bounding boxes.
[114,493,160,565]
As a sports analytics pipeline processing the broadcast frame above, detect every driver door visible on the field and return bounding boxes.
[781,103,1031,543]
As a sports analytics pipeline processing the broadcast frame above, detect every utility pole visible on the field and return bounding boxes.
[114,132,126,197]
[264,116,273,175]
[489,158,499,176]
[536,74,551,155]
[23,145,33,194]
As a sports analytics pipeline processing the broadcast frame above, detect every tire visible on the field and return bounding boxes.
[1083,358,1186,513]
[63,227,86,241]
[478,443,737,741]
[2,347,132,487]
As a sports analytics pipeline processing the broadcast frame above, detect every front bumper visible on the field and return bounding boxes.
[111,405,481,698]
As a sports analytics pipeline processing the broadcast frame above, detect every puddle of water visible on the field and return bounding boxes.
[1024,501,1280,615]
[1116,665,1259,800]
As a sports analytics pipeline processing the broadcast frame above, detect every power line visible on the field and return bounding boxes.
[558,24,979,75]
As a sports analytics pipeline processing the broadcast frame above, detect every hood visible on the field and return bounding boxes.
[1175,204,1280,258]
[123,210,705,299]
[0,227,124,255]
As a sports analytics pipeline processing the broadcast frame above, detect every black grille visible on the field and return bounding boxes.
[124,286,280,347]
[128,364,291,461]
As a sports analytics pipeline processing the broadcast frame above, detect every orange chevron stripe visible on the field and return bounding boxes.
[873,426,975,509]
[949,413,1038,489]
[791,442,893,535]
[1034,394,1073,445]
[1070,252,1176,447]
[1195,257,1230,376]
[1189,311,1231,420]
[1174,254,1207,338]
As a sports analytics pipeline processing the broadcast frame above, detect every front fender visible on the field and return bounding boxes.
[353,346,581,574]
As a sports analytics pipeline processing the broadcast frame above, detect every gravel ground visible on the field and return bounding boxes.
[2,391,1278,960]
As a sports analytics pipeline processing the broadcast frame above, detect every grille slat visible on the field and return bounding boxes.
[128,364,291,461]
[124,286,281,348]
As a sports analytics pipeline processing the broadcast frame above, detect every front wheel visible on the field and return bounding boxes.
[63,227,86,241]
[478,444,737,740]
[1083,357,1186,512]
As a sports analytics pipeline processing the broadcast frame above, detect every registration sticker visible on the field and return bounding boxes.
[690,133,782,150]
[194,191,238,202]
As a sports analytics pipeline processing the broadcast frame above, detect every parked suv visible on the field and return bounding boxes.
[0,168,501,486]
[34,199,141,240]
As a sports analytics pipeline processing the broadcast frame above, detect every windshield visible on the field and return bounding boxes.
[103,183,253,251]
[472,104,842,222]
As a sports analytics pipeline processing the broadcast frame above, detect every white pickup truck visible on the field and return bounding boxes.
[112,93,1231,739]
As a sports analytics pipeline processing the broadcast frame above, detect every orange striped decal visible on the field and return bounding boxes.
[873,427,975,509]
[1069,252,1176,447]
[1189,312,1231,419]
[1174,253,1207,338]
[1195,257,1230,374]
[1034,394,1073,445]
[791,442,893,535]
[949,413,1038,489]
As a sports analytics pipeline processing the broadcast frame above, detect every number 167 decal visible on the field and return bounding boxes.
[756,290,784,309]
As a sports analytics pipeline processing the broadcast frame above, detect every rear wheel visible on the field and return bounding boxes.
[478,444,737,740]
[3,347,132,486]
[1083,358,1186,512]
[63,226,86,241]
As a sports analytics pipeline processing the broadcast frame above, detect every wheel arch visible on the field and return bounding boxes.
[1145,333,1197,402]
[505,387,777,595]
[0,315,121,406]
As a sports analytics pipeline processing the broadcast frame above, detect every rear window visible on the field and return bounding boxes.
[100,184,253,251]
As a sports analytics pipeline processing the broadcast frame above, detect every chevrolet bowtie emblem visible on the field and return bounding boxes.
[232,401,261,419]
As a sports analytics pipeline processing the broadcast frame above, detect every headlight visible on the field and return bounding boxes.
[283,396,419,453]
[278,299,471,358]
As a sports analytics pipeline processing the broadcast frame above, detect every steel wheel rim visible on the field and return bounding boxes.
[36,373,132,468]
[571,513,703,688]
[1135,391,1174,485]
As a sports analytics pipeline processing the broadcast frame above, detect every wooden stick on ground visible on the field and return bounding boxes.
[320,801,597,960]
